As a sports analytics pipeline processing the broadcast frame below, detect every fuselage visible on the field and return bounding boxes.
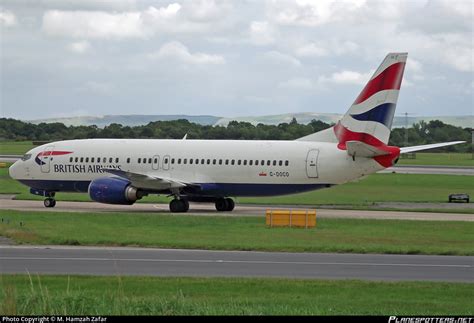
[9,138,384,197]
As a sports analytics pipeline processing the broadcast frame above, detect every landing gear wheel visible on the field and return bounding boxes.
[215,198,228,211]
[44,198,56,208]
[169,199,189,213]
[225,198,235,211]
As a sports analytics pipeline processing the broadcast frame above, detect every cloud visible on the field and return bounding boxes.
[42,10,145,39]
[263,51,301,67]
[279,77,314,90]
[67,40,91,54]
[0,8,17,27]
[148,41,225,65]
[295,43,328,57]
[320,69,373,85]
[82,81,114,95]
[249,21,275,45]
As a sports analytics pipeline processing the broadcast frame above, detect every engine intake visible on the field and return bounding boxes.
[88,177,143,205]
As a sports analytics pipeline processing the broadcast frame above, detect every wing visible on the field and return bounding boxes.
[103,168,197,191]
[400,141,465,154]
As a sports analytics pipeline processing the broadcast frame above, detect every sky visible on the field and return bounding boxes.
[0,0,472,121]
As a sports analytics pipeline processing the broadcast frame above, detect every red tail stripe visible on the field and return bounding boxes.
[333,122,385,149]
[333,123,400,167]
[353,62,405,105]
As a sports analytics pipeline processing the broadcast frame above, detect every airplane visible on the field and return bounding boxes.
[8,52,465,212]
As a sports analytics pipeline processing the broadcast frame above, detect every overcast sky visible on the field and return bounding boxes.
[1,0,472,120]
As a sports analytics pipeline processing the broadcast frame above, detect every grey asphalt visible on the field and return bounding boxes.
[0,246,472,282]
[1,199,473,221]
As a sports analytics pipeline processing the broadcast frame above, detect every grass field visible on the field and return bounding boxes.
[0,141,36,155]
[1,275,472,315]
[397,152,473,167]
[1,164,473,209]
[1,210,472,255]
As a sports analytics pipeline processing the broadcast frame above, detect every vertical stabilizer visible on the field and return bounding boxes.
[298,52,407,145]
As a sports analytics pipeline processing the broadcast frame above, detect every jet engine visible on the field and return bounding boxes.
[88,177,144,205]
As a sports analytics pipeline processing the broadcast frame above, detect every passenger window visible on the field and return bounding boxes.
[243,160,247,166]
[201,159,205,164]
[213,159,216,165]
[238,160,241,165]
[109,158,113,163]
[154,158,158,164]
[148,158,152,164]
[127,158,130,164]
[117,158,120,163]
[225,160,229,165]
[285,160,289,166]
[97,157,101,162]
[249,160,253,166]
[273,160,277,166]
[165,158,169,164]
[75,157,78,162]
[207,159,210,165]
[80,157,84,163]
[190,159,193,165]
[267,160,270,166]
[184,158,187,164]
[195,159,199,164]
[138,158,141,163]
[178,158,182,164]
[219,159,222,165]
[91,158,95,163]
[231,160,235,165]
[279,160,282,166]
[69,157,73,162]
[261,160,265,165]
[255,160,259,166]
[171,158,175,164]
[85,157,89,163]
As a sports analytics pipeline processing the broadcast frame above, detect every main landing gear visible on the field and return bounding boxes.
[168,197,235,213]
[215,198,234,212]
[169,198,189,213]
[43,197,56,208]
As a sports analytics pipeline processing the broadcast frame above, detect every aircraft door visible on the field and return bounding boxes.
[152,155,160,170]
[162,155,170,171]
[40,145,54,173]
[306,149,319,178]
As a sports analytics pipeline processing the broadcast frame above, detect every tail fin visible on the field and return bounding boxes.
[298,52,407,145]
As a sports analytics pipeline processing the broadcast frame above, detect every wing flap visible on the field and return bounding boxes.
[103,168,193,191]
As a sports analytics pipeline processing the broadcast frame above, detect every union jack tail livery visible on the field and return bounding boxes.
[299,52,407,147]
[339,52,407,145]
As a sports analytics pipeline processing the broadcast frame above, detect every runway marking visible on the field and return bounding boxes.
[1,257,471,268]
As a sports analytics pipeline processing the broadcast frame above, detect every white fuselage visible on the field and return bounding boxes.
[9,138,384,197]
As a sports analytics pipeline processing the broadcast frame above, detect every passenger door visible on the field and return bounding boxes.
[40,145,54,173]
[306,149,319,178]
[152,155,160,170]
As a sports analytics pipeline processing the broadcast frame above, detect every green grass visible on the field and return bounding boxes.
[1,210,472,255]
[1,275,472,315]
[0,141,36,155]
[398,152,474,167]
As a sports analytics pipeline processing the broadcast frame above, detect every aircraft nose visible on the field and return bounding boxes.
[8,161,21,179]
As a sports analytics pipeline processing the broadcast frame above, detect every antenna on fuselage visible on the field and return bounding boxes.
[182,133,188,140]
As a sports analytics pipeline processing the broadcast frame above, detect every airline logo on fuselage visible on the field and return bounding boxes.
[35,151,73,165]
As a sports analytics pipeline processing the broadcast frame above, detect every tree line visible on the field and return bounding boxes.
[0,117,471,152]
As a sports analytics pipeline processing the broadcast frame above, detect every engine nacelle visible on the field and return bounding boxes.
[88,177,143,205]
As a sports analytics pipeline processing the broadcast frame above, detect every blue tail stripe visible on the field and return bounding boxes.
[350,103,396,128]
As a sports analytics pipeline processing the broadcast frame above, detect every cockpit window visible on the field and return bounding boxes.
[21,154,32,161]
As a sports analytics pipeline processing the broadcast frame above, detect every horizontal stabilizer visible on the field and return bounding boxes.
[400,141,465,154]
[346,141,391,157]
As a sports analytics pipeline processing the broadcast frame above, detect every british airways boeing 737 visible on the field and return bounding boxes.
[9,53,464,212]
